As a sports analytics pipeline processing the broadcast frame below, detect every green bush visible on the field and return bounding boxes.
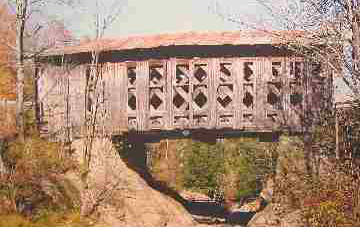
[3,135,73,176]
[182,141,225,196]
[223,138,278,200]
[180,138,278,201]
[0,135,79,221]
[0,211,93,227]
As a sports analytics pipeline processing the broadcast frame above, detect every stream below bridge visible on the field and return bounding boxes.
[182,194,255,226]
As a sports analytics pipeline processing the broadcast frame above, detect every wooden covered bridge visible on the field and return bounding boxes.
[36,30,332,141]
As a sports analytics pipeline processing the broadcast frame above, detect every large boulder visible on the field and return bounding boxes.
[248,135,307,227]
[247,203,304,227]
[69,138,197,227]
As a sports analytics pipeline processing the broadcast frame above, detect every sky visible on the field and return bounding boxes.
[42,0,352,96]
[45,0,264,38]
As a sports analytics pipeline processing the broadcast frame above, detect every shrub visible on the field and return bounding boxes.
[0,135,78,219]
[223,138,278,202]
[3,135,73,175]
[180,137,278,202]
[182,141,225,196]
[0,211,93,227]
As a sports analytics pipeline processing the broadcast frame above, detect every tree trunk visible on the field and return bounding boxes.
[0,140,6,176]
[15,0,28,142]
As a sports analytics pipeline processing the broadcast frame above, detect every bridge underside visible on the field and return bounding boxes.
[37,46,331,141]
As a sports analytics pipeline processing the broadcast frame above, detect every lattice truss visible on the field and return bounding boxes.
[173,63,190,127]
[242,62,255,124]
[288,61,304,127]
[127,66,137,130]
[217,62,234,126]
[193,63,209,126]
[266,60,304,125]
[149,64,165,129]
[266,61,283,123]
[173,62,213,128]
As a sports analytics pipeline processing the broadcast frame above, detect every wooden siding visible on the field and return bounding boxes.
[37,56,332,138]
[37,64,86,140]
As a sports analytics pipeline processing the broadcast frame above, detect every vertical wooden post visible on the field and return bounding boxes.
[136,61,149,131]
[234,58,243,129]
[258,57,265,125]
[254,57,261,128]
[117,63,128,132]
[209,58,218,128]
[189,60,194,128]
[166,59,175,130]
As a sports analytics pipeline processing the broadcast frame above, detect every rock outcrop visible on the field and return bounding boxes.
[69,138,197,227]
[247,136,307,227]
[247,203,304,227]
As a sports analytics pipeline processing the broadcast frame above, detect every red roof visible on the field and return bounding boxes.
[44,30,306,56]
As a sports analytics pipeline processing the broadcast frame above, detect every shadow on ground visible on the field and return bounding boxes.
[112,136,256,226]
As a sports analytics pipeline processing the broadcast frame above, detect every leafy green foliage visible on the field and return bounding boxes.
[178,138,278,201]
[0,135,79,222]
[223,138,278,200]
[150,139,185,191]
[182,141,225,196]
[3,135,73,176]
[0,212,93,227]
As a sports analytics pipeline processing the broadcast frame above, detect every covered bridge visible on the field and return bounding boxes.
[36,30,332,140]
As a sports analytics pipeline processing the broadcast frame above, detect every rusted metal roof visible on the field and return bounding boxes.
[44,30,305,56]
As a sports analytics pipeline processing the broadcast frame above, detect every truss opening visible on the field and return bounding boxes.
[243,92,254,108]
[272,62,281,77]
[244,62,254,81]
[267,113,278,122]
[194,65,207,83]
[267,92,279,106]
[194,91,207,109]
[218,96,232,108]
[174,116,189,126]
[194,115,208,124]
[150,67,163,85]
[150,93,163,110]
[173,93,187,109]
[176,65,189,84]
[243,114,253,122]
[128,67,136,85]
[220,63,231,82]
[128,94,137,110]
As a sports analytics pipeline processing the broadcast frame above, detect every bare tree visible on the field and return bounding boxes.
[218,0,360,96]
[80,0,125,171]
[216,0,360,223]
[15,0,27,142]
[72,0,126,216]
[12,0,77,141]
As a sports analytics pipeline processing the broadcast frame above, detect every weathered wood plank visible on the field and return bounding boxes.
[189,60,194,129]
[118,63,128,132]
[234,58,243,129]
[166,59,175,129]
[209,58,218,128]
[39,54,323,138]
[136,61,149,131]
